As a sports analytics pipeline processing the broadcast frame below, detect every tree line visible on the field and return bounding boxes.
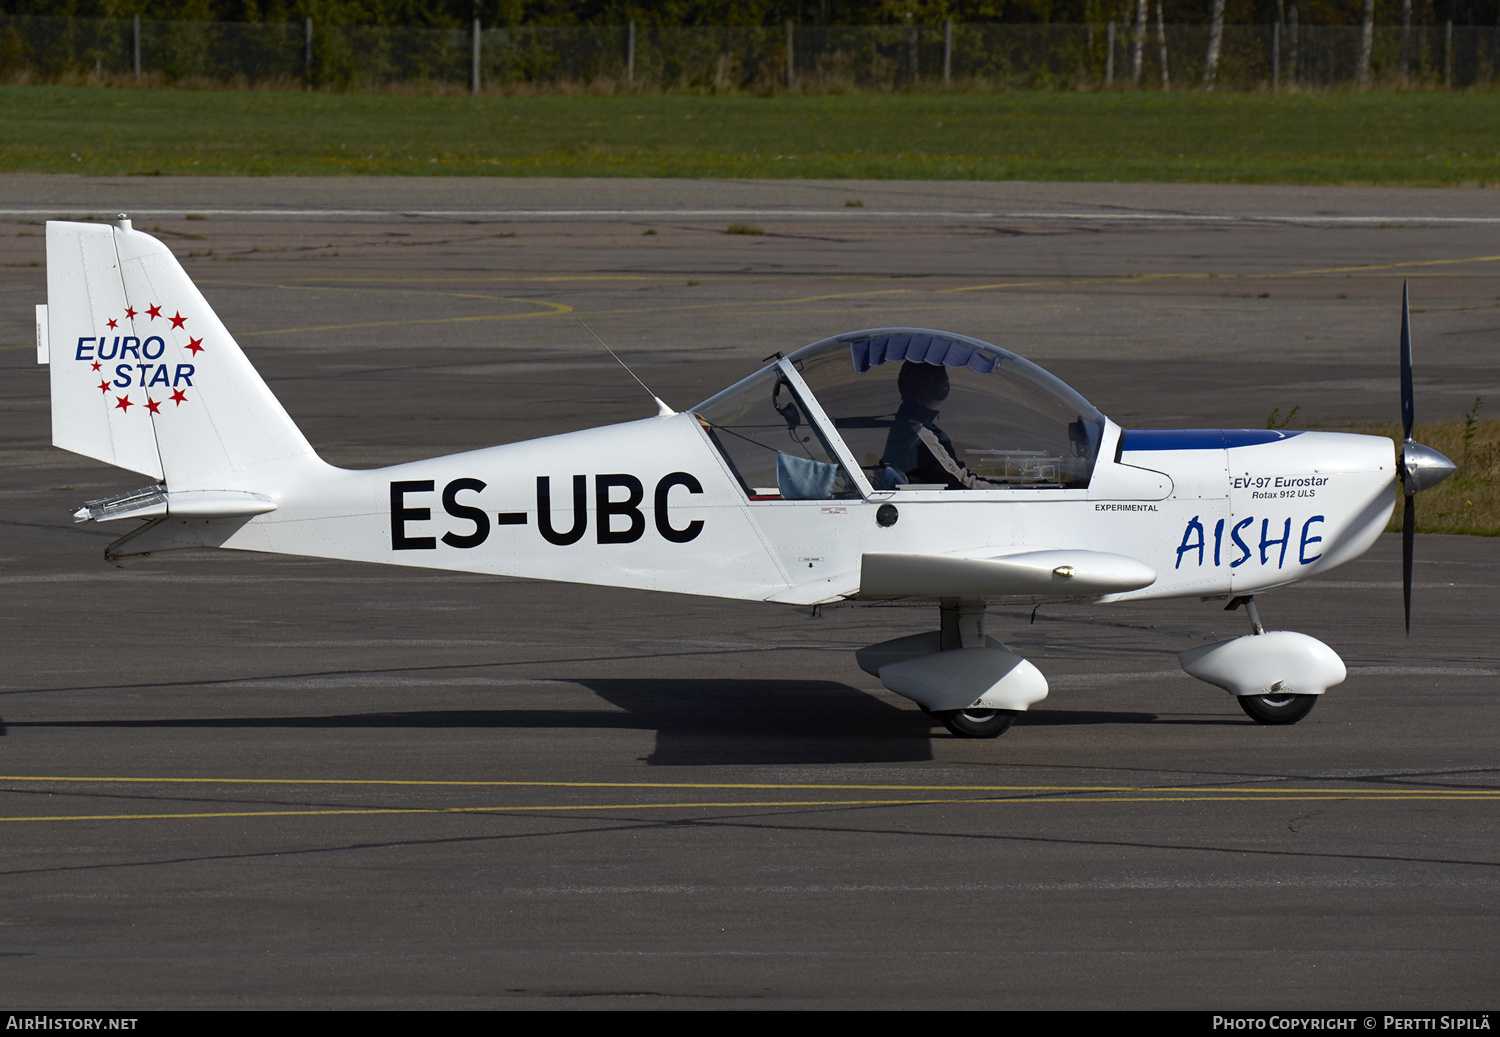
[3,0,1493,29]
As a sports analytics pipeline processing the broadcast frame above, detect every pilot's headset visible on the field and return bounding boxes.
[897,361,950,405]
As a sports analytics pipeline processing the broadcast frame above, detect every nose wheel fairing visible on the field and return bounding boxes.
[1179,631,1347,699]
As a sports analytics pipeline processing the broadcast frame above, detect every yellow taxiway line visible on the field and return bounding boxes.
[5,775,1500,793]
[1,776,1494,823]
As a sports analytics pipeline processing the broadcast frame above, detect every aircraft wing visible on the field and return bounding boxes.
[858,550,1157,600]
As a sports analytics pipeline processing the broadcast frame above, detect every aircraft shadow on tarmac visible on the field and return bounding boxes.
[0,678,1241,765]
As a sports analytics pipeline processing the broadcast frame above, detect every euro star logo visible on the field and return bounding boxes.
[84,308,199,413]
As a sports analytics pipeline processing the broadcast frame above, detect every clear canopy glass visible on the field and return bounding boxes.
[695,329,1105,499]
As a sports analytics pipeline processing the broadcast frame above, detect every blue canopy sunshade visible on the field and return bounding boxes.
[848,333,1000,376]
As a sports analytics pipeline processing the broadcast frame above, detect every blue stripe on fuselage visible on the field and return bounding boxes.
[1121,429,1303,451]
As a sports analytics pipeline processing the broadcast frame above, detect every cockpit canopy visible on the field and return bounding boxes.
[694,329,1106,501]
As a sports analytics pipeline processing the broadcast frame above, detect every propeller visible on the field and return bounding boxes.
[1395,281,1457,633]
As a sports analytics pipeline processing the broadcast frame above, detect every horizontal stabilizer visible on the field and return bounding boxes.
[74,486,277,523]
[860,550,1156,599]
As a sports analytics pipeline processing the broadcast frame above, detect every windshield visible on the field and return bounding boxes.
[693,364,859,501]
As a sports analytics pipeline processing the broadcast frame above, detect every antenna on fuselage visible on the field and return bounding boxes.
[570,313,674,417]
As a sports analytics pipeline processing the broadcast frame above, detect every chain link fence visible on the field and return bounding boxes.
[2,15,1495,92]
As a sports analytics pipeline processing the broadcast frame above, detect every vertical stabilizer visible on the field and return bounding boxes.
[45,219,323,491]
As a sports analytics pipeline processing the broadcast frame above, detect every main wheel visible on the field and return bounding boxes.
[1237,693,1317,725]
[935,708,1018,739]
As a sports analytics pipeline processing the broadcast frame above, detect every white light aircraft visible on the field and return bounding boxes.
[35,217,1457,737]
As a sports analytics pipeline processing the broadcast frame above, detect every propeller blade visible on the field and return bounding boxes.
[1400,280,1415,443]
[1402,493,1415,635]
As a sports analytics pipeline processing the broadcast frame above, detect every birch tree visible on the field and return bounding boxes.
[1132,0,1146,86]
[1203,0,1226,87]
[1156,0,1169,89]
[1358,0,1375,86]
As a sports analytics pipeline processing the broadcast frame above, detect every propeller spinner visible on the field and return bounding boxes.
[1396,281,1457,633]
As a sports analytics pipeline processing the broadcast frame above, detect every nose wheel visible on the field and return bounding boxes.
[1237,692,1317,725]
[934,708,1018,739]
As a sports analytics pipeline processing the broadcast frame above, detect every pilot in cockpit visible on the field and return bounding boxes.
[879,361,997,490]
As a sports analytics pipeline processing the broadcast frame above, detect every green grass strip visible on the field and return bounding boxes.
[4,85,1500,183]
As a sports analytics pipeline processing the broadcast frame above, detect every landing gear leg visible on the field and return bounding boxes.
[1225,594,1265,635]
[938,597,986,651]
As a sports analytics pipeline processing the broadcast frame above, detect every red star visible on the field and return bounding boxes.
[170,388,188,406]
[114,394,133,412]
[97,380,112,394]
[146,398,161,415]
[107,318,118,329]
[169,311,186,330]
[123,306,136,320]
[146,304,162,320]
[184,337,204,356]
[91,361,102,372]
